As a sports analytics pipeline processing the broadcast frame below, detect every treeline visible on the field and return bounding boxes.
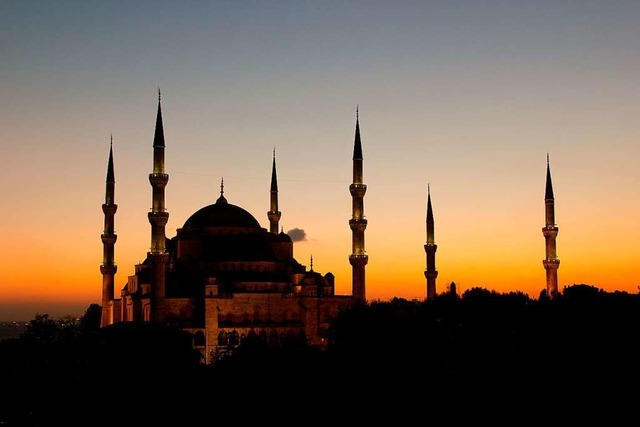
[2,285,639,424]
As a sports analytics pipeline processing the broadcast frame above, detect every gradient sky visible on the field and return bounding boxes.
[2,1,640,320]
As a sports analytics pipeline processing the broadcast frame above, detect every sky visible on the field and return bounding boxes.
[1,0,640,320]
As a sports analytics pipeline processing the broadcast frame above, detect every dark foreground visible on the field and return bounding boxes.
[2,286,639,424]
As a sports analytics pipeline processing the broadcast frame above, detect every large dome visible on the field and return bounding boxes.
[182,194,261,230]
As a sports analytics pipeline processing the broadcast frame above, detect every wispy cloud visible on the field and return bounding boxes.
[287,228,307,242]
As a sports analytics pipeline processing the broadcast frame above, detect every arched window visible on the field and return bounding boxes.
[193,330,205,346]
[218,331,228,346]
[229,330,239,347]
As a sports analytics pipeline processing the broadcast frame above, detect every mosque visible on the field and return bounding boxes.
[99,92,560,363]
[99,92,368,363]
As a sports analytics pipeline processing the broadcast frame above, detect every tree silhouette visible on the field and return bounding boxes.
[3,287,640,423]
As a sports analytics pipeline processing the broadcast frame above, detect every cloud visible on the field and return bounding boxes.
[286,228,307,242]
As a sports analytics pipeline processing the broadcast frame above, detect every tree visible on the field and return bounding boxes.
[23,313,60,342]
[79,303,101,332]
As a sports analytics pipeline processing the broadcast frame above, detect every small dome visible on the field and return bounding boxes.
[182,195,261,230]
[275,231,292,242]
[301,271,328,287]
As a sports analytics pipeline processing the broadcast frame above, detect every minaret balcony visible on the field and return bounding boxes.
[100,264,118,275]
[543,259,560,269]
[349,254,369,266]
[349,218,368,231]
[101,234,118,244]
[149,173,169,186]
[102,204,118,215]
[148,211,169,226]
[424,270,438,279]
[349,183,367,197]
[148,249,169,257]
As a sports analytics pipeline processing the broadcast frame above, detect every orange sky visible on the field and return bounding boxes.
[2,1,640,319]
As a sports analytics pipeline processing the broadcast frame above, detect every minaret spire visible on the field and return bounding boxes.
[106,134,115,185]
[267,147,281,233]
[545,153,554,201]
[542,154,560,299]
[424,183,438,300]
[148,91,170,322]
[217,177,227,203]
[349,107,368,303]
[100,137,118,327]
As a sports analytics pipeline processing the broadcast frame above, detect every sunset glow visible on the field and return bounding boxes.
[2,1,640,319]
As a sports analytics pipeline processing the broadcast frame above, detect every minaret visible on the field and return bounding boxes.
[148,89,169,321]
[349,107,368,303]
[100,136,118,327]
[267,148,281,234]
[424,184,438,300]
[542,154,560,298]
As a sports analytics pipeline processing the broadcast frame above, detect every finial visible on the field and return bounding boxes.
[281,226,284,233]
[110,133,113,146]
[547,152,549,164]
[310,254,314,272]
[428,182,430,195]
[273,147,276,159]
[158,87,161,101]
[356,105,359,120]
[216,177,228,204]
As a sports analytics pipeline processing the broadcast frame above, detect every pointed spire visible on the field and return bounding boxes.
[545,154,554,200]
[353,106,363,160]
[217,177,227,204]
[107,135,115,183]
[310,254,314,272]
[153,89,165,148]
[427,183,434,222]
[270,147,278,192]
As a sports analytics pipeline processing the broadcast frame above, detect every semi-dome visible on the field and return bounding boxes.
[182,194,261,230]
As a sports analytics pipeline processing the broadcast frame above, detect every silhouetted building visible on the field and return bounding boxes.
[99,93,364,363]
[542,154,560,298]
[424,184,438,300]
